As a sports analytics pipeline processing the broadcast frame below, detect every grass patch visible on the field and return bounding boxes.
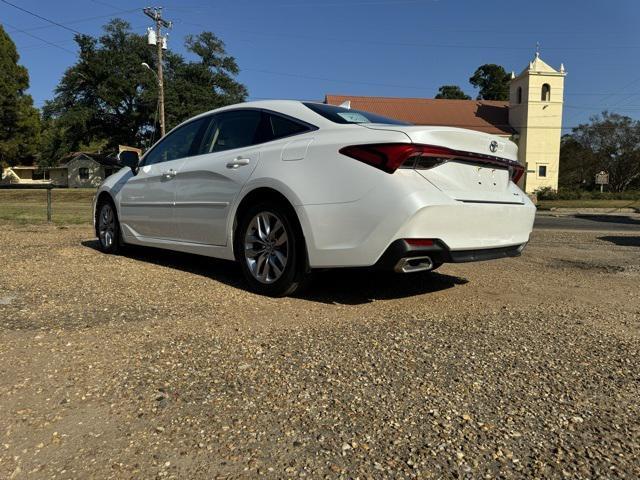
[537,199,640,211]
[0,188,95,225]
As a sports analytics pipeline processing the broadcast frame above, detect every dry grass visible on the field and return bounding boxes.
[0,188,95,225]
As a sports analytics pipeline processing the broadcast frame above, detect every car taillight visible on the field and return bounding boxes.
[339,143,455,174]
[340,142,525,183]
[509,163,525,184]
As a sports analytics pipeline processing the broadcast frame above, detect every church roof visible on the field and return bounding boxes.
[324,95,513,135]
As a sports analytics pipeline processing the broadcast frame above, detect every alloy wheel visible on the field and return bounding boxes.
[98,203,116,249]
[243,211,289,284]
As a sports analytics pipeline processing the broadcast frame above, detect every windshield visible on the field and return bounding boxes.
[303,102,411,126]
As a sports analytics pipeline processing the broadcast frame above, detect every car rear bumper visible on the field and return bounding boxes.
[374,238,527,271]
[297,181,536,268]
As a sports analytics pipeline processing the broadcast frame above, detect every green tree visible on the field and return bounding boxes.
[434,85,471,100]
[566,111,640,192]
[558,134,597,189]
[164,32,247,129]
[38,118,75,168]
[469,64,510,101]
[0,25,40,167]
[41,19,157,164]
[42,20,247,165]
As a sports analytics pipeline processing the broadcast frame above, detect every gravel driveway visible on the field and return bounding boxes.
[1,224,639,479]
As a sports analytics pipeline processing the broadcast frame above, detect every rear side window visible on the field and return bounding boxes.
[193,109,316,155]
[267,113,311,140]
[200,110,263,153]
[303,102,411,126]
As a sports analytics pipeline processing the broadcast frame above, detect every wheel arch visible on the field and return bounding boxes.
[232,186,309,269]
[94,190,116,237]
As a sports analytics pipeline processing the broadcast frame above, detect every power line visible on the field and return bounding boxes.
[178,4,634,38]
[17,23,150,51]
[565,104,640,111]
[6,15,640,102]
[181,19,640,51]
[244,68,440,91]
[0,0,83,35]
[272,0,438,6]
[89,0,125,9]
[179,0,437,9]
[10,28,639,106]
[3,2,640,120]
[3,1,625,58]
[565,92,640,96]
[2,20,76,55]
[4,8,140,35]
[564,74,640,124]
[243,70,640,107]
[603,86,640,111]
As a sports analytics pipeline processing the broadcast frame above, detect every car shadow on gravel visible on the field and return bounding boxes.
[598,235,640,247]
[296,269,468,305]
[82,240,246,288]
[82,240,467,304]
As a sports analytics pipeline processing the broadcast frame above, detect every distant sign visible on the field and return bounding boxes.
[595,171,609,185]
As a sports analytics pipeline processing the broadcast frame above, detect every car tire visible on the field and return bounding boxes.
[96,199,121,254]
[235,200,307,297]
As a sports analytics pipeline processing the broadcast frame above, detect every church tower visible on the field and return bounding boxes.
[509,52,566,193]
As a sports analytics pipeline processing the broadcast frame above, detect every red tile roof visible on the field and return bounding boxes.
[325,95,513,136]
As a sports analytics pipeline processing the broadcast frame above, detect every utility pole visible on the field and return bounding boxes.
[143,7,171,137]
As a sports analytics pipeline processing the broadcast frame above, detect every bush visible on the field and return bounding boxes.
[534,186,558,200]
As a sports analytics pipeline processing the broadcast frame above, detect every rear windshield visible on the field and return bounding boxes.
[303,102,411,126]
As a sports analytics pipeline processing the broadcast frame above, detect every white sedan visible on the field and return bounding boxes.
[94,100,536,296]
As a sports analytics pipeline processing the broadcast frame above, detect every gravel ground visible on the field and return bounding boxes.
[1,223,639,479]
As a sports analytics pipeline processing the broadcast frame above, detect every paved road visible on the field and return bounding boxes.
[535,213,640,232]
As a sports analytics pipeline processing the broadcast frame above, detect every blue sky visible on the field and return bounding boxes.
[2,0,640,130]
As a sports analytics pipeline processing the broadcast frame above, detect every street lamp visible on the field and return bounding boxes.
[140,63,162,145]
[141,62,159,81]
[141,62,165,136]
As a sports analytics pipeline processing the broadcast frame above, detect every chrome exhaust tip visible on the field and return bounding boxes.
[394,256,434,273]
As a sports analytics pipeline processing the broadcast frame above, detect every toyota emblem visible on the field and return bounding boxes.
[489,140,499,153]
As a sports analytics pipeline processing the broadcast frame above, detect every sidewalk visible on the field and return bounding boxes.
[537,207,640,216]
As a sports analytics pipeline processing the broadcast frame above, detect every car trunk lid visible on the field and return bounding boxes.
[360,124,525,204]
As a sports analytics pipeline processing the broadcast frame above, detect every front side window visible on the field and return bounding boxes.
[200,110,263,153]
[303,102,411,125]
[79,167,89,180]
[143,117,208,166]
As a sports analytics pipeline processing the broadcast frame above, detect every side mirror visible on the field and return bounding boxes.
[118,151,140,174]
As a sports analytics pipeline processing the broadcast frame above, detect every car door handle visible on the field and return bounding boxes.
[162,169,177,179]
[226,158,251,169]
